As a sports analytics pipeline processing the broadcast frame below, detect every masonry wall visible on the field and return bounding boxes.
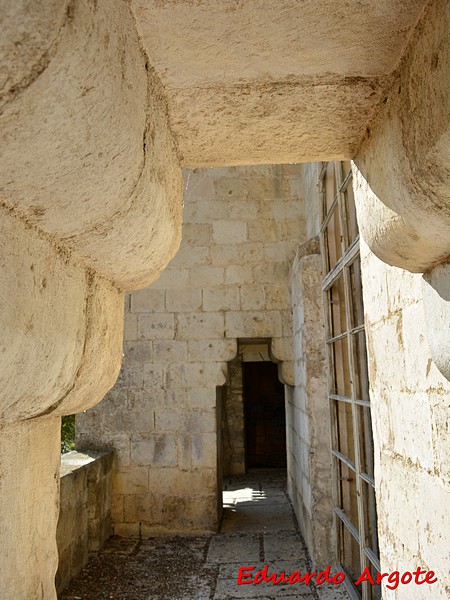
[56,451,113,593]
[286,162,334,569]
[288,246,333,569]
[350,2,450,592]
[358,238,450,600]
[77,164,306,535]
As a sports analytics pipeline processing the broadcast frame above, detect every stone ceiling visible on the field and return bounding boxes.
[132,0,428,166]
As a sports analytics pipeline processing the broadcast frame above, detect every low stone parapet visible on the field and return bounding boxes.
[56,450,113,594]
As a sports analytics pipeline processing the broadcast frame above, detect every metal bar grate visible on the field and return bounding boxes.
[319,162,380,600]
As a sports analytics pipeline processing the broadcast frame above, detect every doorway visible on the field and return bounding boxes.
[243,361,286,469]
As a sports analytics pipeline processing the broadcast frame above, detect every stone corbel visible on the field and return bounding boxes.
[352,0,450,381]
[353,167,450,382]
[0,0,183,422]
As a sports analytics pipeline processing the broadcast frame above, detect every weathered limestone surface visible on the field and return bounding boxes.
[287,246,332,569]
[359,238,450,600]
[0,207,124,423]
[77,165,306,534]
[0,152,126,600]
[0,418,60,600]
[0,1,182,597]
[354,0,450,273]
[422,262,450,381]
[286,162,334,569]
[350,9,450,592]
[1,1,448,598]
[0,0,182,290]
[350,10,450,595]
[57,450,113,593]
[132,0,427,166]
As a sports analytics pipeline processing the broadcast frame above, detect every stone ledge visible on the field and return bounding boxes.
[60,450,109,476]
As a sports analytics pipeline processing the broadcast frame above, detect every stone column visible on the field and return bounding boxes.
[0,419,61,599]
[0,0,182,597]
[0,210,124,600]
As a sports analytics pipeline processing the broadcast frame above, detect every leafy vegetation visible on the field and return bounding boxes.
[61,414,75,453]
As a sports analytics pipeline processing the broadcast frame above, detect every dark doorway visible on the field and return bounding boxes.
[243,361,287,468]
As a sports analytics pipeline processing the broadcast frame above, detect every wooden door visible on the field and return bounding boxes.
[244,361,287,468]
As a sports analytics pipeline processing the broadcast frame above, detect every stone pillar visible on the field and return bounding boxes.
[0,418,60,600]
[0,191,125,600]
[353,0,450,275]
[0,0,182,596]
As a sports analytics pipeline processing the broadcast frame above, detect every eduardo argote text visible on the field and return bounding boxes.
[237,564,438,591]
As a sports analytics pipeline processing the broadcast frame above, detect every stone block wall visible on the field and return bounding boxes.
[56,451,113,594]
[77,164,306,535]
[287,242,333,569]
[286,162,333,569]
[358,239,450,600]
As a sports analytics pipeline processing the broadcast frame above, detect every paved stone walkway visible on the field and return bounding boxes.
[61,470,349,600]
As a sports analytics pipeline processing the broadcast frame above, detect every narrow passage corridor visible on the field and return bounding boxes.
[61,471,348,600]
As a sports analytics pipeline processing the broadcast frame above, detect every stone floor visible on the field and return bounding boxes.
[60,470,350,600]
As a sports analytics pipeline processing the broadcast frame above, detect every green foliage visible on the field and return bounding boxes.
[61,414,75,454]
